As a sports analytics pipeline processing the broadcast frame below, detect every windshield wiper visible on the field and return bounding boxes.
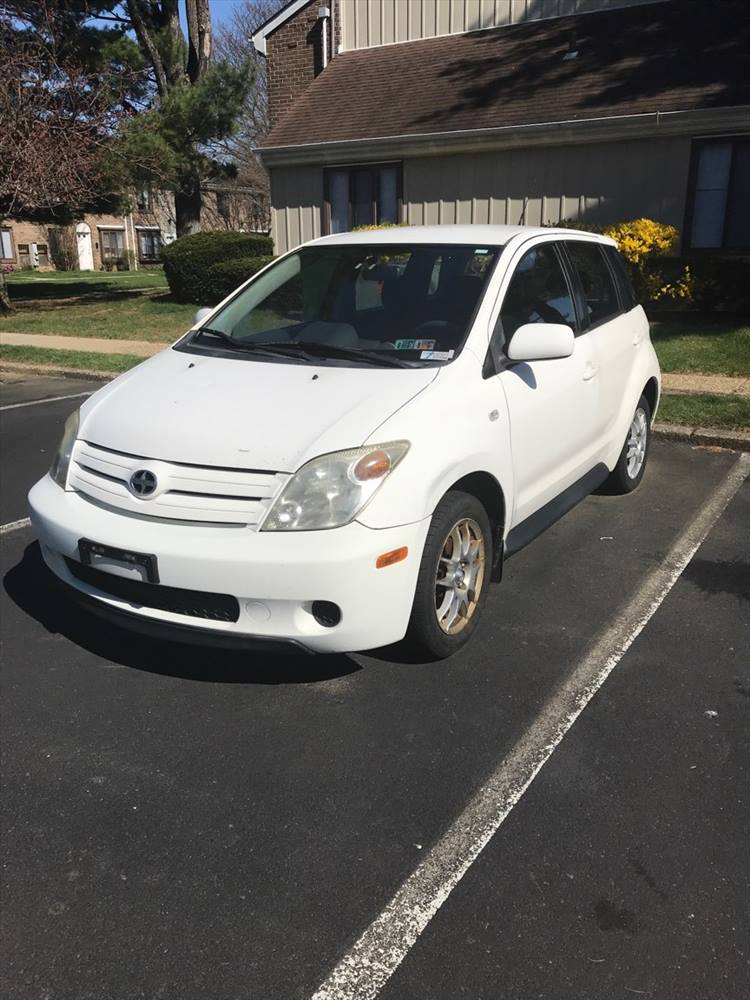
[195,330,413,368]
[276,342,414,368]
[195,328,309,360]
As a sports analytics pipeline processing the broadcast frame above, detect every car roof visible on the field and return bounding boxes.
[306,224,616,248]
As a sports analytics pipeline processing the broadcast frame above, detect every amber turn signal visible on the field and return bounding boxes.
[353,449,392,481]
[376,546,408,569]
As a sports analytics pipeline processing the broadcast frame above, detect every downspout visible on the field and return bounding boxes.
[318,6,330,69]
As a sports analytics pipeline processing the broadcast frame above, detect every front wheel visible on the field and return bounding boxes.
[405,491,492,660]
[605,394,652,494]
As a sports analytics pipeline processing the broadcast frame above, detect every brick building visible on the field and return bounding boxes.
[0,189,176,273]
[1,184,270,273]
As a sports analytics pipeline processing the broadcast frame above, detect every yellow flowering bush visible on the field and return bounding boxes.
[602,218,693,303]
[602,218,678,265]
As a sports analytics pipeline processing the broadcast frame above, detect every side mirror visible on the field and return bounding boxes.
[193,307,213,327]
[507,323,574,362]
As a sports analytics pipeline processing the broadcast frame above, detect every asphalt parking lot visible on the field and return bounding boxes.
[2,375,748,1000]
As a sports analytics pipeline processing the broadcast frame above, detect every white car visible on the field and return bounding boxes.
[29,225,660,659]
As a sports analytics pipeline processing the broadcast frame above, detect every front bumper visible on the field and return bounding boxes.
[29,474,430,653]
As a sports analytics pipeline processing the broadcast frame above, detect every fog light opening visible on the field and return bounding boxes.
[311,600,342,628]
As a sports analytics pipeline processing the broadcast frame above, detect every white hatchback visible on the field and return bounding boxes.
[29,225,660,659]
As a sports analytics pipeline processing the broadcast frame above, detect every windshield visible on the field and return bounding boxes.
[183,243,501,367]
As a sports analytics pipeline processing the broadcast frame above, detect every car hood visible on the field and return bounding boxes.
[79,348,438,472]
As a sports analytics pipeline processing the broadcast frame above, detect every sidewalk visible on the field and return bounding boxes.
[0,332,164,357]
[2,333,749,398]
[661,372,750,397]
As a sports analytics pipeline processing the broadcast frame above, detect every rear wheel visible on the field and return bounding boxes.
[406,491,492,660]
[605,394,651,494]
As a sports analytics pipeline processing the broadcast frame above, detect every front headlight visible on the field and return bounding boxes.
[262,441,410,531]
[50,409,80,489]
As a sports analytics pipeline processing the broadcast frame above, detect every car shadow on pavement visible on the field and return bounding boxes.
[3,543,361,685]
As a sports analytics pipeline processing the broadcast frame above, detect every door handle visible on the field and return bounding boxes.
[583,363,598,381]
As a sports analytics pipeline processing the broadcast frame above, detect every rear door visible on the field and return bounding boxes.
[492,240,600,526]
[562,240,633,451]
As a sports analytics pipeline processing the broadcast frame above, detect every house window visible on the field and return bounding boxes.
[1,227,14,260]
[138,229,162,261]
[36,243,49,267]
[100,229,124,261]
[688,138,750,250]
[324,163,402,234]
[136,187,152,211]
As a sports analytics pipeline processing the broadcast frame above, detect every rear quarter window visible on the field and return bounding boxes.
[604,245,639,311]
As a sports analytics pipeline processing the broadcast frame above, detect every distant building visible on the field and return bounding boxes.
[0,182,270,272]
[251,0,750,255]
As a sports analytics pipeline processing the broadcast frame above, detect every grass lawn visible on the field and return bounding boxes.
[1,270,196,342]
[6,268,168,300]
[650,315,750,377]
[657,392,750,430]
[0,344,145,374]
[0,295,196,342]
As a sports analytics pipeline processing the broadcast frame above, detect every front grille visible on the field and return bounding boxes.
[65,558,240,623]
[68,441,288,525]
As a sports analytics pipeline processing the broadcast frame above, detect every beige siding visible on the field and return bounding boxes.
[404,138,690,228]
[269,135,691,253]
[270,165,325,253]
[340,0,662,50]
[403,136,691,229]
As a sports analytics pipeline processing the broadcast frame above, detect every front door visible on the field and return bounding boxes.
[492,241,600,527]
[76,223,93,271]
[564,240,634,451]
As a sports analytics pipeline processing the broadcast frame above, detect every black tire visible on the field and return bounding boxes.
[405,490,493,660]
[605,394,652,494]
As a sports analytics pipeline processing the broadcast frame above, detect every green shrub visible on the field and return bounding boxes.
[161,231,273,303]
[206,256,273,303]
[683,256,750,312]
[544,218,603,233]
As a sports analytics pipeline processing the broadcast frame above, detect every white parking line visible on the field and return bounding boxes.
[0,517,32,535]
[311,452,750,1000]
[0,391,93,412]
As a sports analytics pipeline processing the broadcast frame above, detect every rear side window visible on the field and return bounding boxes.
[604,245,639,311]
[566,242,621,327]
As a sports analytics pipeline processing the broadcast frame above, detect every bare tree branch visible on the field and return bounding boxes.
[126,0,169,98]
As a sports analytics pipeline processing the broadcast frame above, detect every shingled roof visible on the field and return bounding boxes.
[262,0,750,149]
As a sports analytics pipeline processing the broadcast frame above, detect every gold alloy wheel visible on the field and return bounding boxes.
[434,517,486,635]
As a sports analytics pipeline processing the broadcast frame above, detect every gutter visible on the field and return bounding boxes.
[257,105,750,167]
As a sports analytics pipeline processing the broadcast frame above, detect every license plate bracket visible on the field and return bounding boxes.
[78,538,159,584]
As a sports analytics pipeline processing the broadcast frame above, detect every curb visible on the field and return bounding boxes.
[653,422,750,452]
[0,361,119,382]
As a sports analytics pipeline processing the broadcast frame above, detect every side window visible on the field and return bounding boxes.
[604,246,638,311]
[499,243,576,342]
[566,242,620,326]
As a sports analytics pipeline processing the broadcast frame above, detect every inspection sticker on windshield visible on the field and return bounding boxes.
[420,349,454,361]
[395,338,436,351]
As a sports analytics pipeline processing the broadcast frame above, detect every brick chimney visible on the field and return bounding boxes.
[266,1,340,130]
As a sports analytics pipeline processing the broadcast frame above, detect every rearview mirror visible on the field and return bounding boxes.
[507,323,574,362]
[193,307,213,327]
